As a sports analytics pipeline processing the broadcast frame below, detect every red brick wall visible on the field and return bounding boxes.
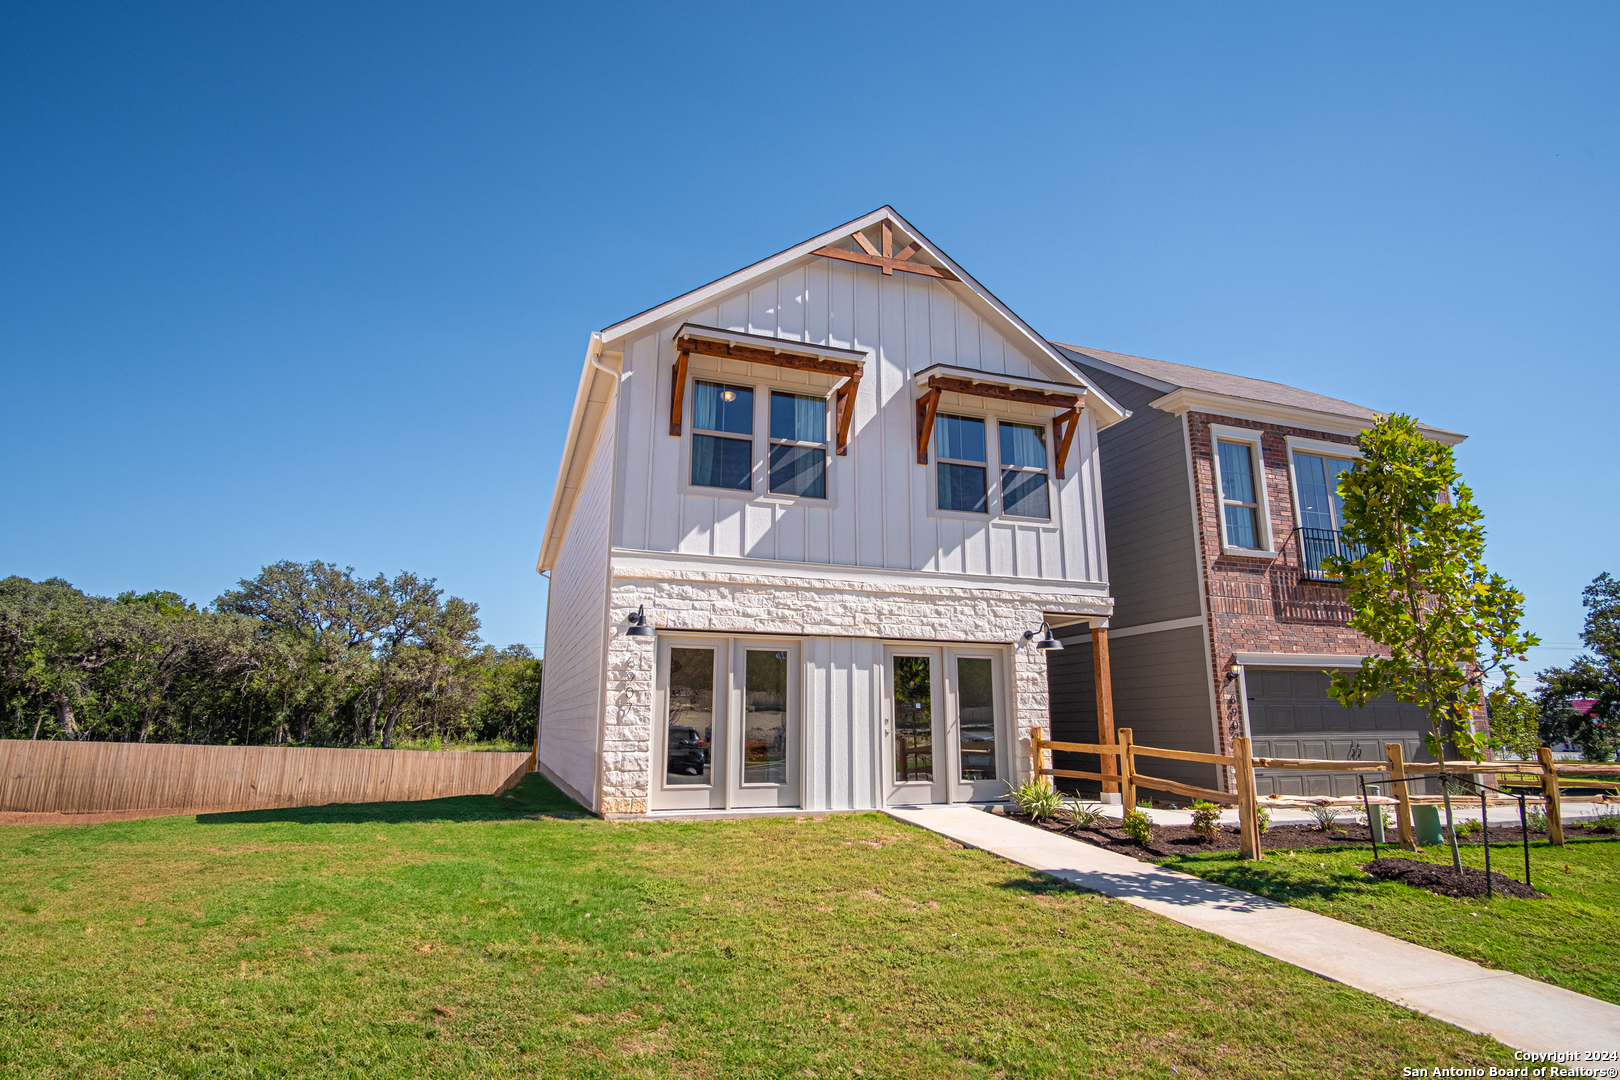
[1184,411,1381,755]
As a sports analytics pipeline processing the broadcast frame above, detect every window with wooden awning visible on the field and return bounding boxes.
[912,365,1085,480]
[668,325,865,456]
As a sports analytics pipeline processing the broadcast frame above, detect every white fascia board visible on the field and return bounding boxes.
[598,207,901,344]
[1149,387,1467,446]
[913,363,1086,398]
[1234,651,1369,669]
[675,323,868,365]
[536,333,620,573]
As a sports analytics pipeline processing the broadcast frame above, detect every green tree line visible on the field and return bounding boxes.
[0,561,541,749]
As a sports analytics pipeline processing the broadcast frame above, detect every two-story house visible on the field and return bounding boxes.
[1044,346,1465,799]
[535,209,1128,817]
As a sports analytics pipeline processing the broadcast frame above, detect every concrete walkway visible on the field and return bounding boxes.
[887,805,1620,1055]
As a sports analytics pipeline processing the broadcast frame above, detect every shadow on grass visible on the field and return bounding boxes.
[195,772,589,826]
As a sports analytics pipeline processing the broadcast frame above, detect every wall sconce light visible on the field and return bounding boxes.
[625,605,656,638]
[1226,662,1241,681]
[1022,623,1063,651]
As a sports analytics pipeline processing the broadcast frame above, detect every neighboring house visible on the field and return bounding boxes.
[535,208,1128,817]
[1044,346,1465,798]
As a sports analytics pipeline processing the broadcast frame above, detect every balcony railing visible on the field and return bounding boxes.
[1298,527,1366,582]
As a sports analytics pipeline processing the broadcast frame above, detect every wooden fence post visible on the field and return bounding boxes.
[1385,742,1416,852]
[1117,727,1136,810]
[1234,736,1261,860]
[1538,746,1565,847]
[1030,725,1045,787]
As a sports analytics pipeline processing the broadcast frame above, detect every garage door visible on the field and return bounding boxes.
[1247,668,1434,797]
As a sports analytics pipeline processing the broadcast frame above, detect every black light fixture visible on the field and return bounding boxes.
[625,605,656,638]
[1226,662,1242,681]
[1022,622,1063,651]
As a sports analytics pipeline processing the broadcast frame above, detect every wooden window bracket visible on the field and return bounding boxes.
[834,373,859,456]
[1052,406,1080,480]
[915,387,942,465]
[669,348,690,436]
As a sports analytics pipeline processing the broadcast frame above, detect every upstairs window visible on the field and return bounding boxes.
[1292,451,1355,531]
[691,381,753,490]
[998,422,1050,519]
[768,392,827,499]
[936,415,988,514]
[1216,439,1262,549]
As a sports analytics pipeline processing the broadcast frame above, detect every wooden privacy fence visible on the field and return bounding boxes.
[1031,727,1614,860]
[0,740,534,821]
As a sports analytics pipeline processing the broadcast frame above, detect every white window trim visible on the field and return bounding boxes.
[677,364,840,508]
[924,405,1060,525]
[766,389,832,502]
[1283,435,1362,532]
[1208,423,1274,557]
[994,418,1052,522]
[933,411,994,518]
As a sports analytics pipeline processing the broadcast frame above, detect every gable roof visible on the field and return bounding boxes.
[597,206,1126,425]
[1054,342,1465,445]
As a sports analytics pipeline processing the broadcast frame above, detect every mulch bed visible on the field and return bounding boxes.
[1363,857,1544,900]
[1004,811,1616,861]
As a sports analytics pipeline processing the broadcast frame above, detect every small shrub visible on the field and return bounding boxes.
[1189,800,1221,841]
[1589,811,1620,834]
[1008,779,1064,821]
[1121,807,1153,844]
[1065,797,1107,829]
[1307,805,1341,832]
[1526,809,1550,833]
[1137,798,1154,809]
[1449,818,1482,840]
[1255,805,1271,833]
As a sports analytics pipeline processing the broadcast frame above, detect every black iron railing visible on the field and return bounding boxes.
[1298,527,1366,582]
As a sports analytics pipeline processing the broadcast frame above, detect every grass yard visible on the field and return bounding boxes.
[1,776,1517,1079]
[1158,835,1620,1005]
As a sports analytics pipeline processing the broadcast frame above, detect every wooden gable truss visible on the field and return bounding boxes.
[811,220,961,281]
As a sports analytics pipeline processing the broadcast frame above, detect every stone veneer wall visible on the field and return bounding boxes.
[597,569,1110,816]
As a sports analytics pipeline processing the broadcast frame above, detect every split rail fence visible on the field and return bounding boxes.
[1031,727,1615,860]
[0,739,535,821]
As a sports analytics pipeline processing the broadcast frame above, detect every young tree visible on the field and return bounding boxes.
[1326,415,1538,873]
[1535,572,1620,762]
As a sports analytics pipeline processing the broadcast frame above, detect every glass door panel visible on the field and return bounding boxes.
[949,651,1007,803]
[743,650,788,786]
[885,647,945,805]
[652,641,727,810]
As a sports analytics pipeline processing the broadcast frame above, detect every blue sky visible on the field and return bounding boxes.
[2,2,1615,676]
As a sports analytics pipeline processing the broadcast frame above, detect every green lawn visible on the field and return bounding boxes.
[0,775,1515,1079]
[1157,835,1620,1005]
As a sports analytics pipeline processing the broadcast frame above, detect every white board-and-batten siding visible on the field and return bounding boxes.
[538,409,618,811]
[608,258,1108,585]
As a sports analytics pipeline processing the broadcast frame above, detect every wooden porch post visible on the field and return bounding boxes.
[1093,623,1118,795]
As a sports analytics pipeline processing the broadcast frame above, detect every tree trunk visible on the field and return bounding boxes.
[366,691,379,745]
[31,709,44,740]
[380,706,401,750]
[298,711,310,744]
[54,697,79,740]
[138,716,153,743]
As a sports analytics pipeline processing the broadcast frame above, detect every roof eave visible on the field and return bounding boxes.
[1148,387,1466,445]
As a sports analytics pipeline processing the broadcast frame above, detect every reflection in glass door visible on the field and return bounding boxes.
[893,655,934,783]
[666,647,715,788]
[743,650,788,785]
[886,648,944,805]
[950,652,1006,803]
[653,640,727,811]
